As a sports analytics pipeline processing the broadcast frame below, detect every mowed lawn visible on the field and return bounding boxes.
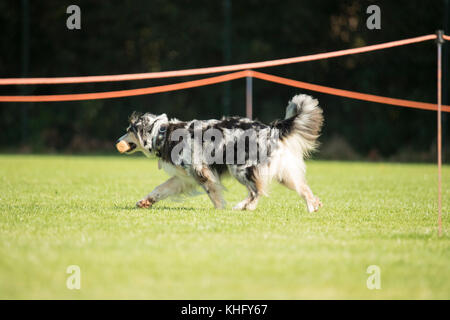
[0,155,448,299]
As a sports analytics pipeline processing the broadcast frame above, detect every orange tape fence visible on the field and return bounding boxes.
[0,71,249,102]
[1,69,449,113]
[0,34,441,85]
[0,33,449,114]
[250,71,450,112]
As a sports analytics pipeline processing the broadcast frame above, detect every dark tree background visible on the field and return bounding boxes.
[0,0,448,161]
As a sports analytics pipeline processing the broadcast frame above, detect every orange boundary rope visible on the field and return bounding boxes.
[1,69,448,113]
[0,71,249,102]
[0,34,439,85]
[250,71,450,112]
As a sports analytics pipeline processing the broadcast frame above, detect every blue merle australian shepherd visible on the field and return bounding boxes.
[116,94,323,212]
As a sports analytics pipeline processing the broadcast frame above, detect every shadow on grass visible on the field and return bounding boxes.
[114,204,198,211]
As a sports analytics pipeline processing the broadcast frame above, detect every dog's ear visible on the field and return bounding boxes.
[140,113,155,128]
[156,113,169,123]
[129,111,142,124]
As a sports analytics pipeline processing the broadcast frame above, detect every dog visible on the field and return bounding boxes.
[116,94,323,212]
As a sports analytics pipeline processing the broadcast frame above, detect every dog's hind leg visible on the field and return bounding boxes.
[275,156,321,213]
[136,176,191,208]
[229,166,264,211]
[279,171,322,213]
[298,183,322,213]
[232,187,260,211]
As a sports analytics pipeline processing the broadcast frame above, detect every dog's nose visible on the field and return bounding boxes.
[116,134,128,144]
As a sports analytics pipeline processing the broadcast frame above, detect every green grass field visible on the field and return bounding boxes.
[0,155,448,299]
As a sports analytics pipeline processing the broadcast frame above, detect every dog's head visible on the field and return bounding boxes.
[116,112,168,156]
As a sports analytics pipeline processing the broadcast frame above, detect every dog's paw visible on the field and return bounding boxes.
[232,199,257,211]
[245,201,258,211]
[232,200,247,211]
[317,198,323,209]
[136,198,154,209]
[307,197,322,213]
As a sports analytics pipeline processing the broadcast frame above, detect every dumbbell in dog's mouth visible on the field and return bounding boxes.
[116,140,137,153]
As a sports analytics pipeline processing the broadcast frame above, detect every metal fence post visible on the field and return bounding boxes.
[436,30,444,237]
[246,75,253,119]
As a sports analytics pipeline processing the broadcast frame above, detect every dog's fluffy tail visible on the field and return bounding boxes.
[277,94,324,157]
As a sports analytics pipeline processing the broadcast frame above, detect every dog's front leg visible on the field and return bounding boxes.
[191,167,225,209]
[136,176,184,208]
[201,179,225,209]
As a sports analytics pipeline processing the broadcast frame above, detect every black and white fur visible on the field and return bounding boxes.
[117,94,324,212]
